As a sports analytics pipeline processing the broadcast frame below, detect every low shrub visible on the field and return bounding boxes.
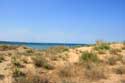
[13,67,25,77]
[32,56,53,70]
[11,56,24,68]
[94,43,110,51]
[32,56,47,67]
[80,51,99,63]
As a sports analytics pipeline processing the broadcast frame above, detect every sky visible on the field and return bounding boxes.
[0,0,125,43]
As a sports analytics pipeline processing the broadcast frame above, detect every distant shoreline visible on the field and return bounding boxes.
[0,41,88,49]
[0,41,86,45]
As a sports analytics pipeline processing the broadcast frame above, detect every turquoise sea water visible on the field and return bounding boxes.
[0,41,86,49]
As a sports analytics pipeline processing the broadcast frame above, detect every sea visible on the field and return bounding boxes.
[0,41,87,49]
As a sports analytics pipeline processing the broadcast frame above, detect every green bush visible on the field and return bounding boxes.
[94,43,110,51]
[80,51,99,63]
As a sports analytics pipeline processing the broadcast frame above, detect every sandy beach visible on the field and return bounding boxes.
[0,42,125,83]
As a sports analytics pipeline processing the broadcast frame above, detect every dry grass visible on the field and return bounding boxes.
[108,55,123,65]
[115,65,125,75]
[59,64,76,77]
[109,48,122,55]
[108,56,118,65]
[84,63,106,80]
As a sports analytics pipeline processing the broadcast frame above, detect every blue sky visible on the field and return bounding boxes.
[0,0,125,43]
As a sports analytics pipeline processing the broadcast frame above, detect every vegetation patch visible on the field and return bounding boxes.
[94,42,110,51]
[32,56,54,70]
[13,67,25,77]
[84,63,106,80]
[108,55,123,65]
[11,56,24,68]
[80,51,100,63]
[59,64,79,78]
[109,48,121,55]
